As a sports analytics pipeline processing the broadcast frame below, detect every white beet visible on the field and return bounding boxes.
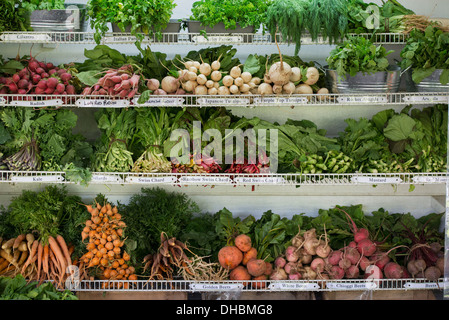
[274,256,287,268]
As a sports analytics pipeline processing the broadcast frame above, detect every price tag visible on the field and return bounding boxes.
[412,175,448,183]
[234,177,286,184]
[0,33,51,42]
[189,283,244,291]
[10,99,64,107]
[75,99,130,108]
[403,281,445,289]
[325,281,377,290]
[253,97,308,105]
[269,282,320,291]
[337,96,388,103]
[192,35,243,44]
[351,176,402,184]
[178,176,233,184]
[90,174,123,183]
[103,35,151,43]
[132,97,185,106]
[124,176,177,184]
[10,175,64,183]
[403,95,449,103]
[197,98,250,106]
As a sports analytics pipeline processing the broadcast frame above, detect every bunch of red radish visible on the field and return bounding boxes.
[0,57,76,97]
[325,209,410,281]
[81,64,141,99]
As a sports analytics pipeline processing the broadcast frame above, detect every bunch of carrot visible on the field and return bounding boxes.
[0,232,73,288]
[78,201,137,288]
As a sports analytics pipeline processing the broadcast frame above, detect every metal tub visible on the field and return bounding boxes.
[28,4,87,32]
[405,68,449,93]
[325,65,402,94]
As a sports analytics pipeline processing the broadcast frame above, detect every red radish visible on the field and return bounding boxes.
[35,67,45,75]
[354,228,370,243]
[383,262,403,279]
[121,73,130,80]
[18,68,29,78]
[17,79,29,89]
[41,72,49,79]
[129,74,140,89]
[38,61,47,70]
[47,78,59,88]
[59,73,72,82]
[56,83,65,94]
[32,74,41,84]
[37,80,47,89]
[119,89,130,98]
[110,76,122,83]
[12,74,20,83]
[28,60,40,72]
[66,85,76,95]
[35,87,45,94]
[46,62,54,69]
[8,83,18,93]
[18,89,27,94]
[48,69,58,75]
[120,80,131,90]
[57,69,67,76]
[357,238,376,257]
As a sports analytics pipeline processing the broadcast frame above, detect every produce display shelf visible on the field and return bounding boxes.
[0,32,408,45]
[1,92,448,108]
[0,171,446,187]
[70,278,444,292]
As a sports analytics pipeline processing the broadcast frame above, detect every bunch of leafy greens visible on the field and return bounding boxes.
[91,108,136,173]
[20,0,65,11]
[400,25,449,85]
[87,0,176,44]
[266,0,349,55]
[347,0,414,34]
[0,107,92,184]
[120,188,200,269]
[327,36,393,78]
[0,274,78,300]
[2,185,90,259]
[0,0,30,32]
[190,0,271,30]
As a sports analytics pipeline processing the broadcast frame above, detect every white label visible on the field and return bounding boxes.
[403,281,445,289]
[403,95,449,103]
[326,281,377,290]
[90,174,122,183]
[10,175,64,183]
[132,97,185,106]
[253,97,308,104]
[234,177,286,184]
[197,98,250,106]
[269,282,320,291]
[124,176,177,184]
[0,33,51,41]
[412,175,448,183]
[189,283,244,291]
[75,99,130,108]
[10,99,63,107]
[351,176,402,184]
[192,35,243,44]
[0,97,6,105]
[178,176,233,184]
[104,35,151,43]
[337,96,388,103]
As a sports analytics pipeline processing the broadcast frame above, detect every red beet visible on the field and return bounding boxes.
[357,238,376,257]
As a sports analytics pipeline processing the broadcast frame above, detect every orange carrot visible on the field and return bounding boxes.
[43,244,49,275]
[13,234,26,250]
[48,236,67,277]
[56,235,72,267]
[36,242,43,281]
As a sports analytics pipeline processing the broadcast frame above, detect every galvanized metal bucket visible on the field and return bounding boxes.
[405,68,449,93]
[324,65,403,94]
[28,4,87,32]
[111,19,182,42]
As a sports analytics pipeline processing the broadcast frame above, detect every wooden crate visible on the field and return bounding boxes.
[77,291,188,300]
[322,290,436,300]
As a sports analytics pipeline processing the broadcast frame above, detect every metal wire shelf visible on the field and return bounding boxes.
[0,32,409,45]
[0,171,446,187]
[1,92,448,108]
[70,278,444,292]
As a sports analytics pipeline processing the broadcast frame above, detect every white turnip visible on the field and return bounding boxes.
[146,78,160,91]
[304,67,320,85]
[289,67,302,82]
[294,83,313,95]
[282,82,296,94]
[196,74,207,85]
[257,83,273,95]
[161,76,180,94]
[217,86,230,95]
[241,72,252,83]
[222,75,234,87]
[229,85,240,95]
[199,62,211,76]
[285,246,300,262]
[268,61,292,86]
[194,85,208,95]
[210,70,222,82]
[230,66,242,79]
[234,77,244,87]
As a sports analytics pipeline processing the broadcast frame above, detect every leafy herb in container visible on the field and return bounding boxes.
[400,25,449,92]
[87,0,177,44]
[188,0,270,37]
[324,36,400,93]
